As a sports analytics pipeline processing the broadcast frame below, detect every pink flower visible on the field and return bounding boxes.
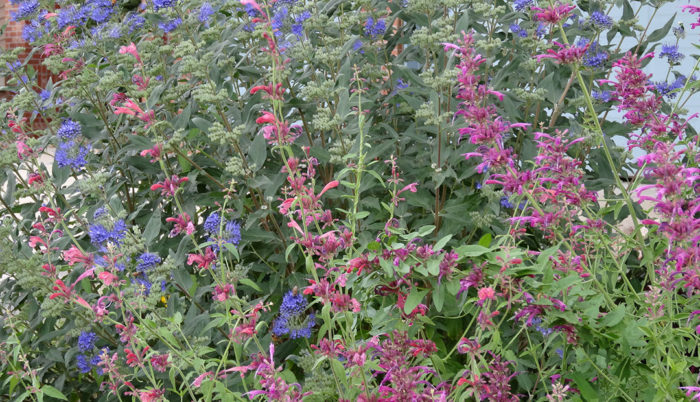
[213,284,235,301]
[16,141,32,159]
[98,271,120,286]
[535,41,588,64]
[165,213,195,237]
[63,245,93,267]
[119,42,142,65]
[478,287,496,302]
[532,2,576,24]
[682,5,700,29]
[150,175,189,197]
[187,247,217,270]
[140,144,161,162]
[113,98,155,127]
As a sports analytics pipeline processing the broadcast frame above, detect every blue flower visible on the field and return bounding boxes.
[89,220,127,245]
[353,39,364,54]
[125,12,146,33]
[592,90,611,102]
[272,290,315,339]
[535,23,547,38]
[86,0,114,24]
[204,212,221,233]
[396,78,409,90]
[78,331,97,352]
[590,11,613,29]
[57,6,87,29]
[510,23,527,38]
[500,196,514,209]
[659,44,684,64]
[56,141,90,169]
[579,39,608,68]
[136,252,161,271]
[655,75,686,98]
[10,0,39,21]
[57,119,82,140]
[513,0,533,11]
[153,0,178,11]
[158,18,182,33]
[199,2,214,23]
[223,220,241,246]
[39,89,51,101]
[272,6,288,36]
[132,277,153,295]
[76,354,92,373]
[364,17,386,38]
[6,60,21,72]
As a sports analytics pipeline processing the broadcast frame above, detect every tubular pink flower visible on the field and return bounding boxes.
[113,98,155,127]
[119,42,142,65]
[150,175,189,197]
[532,2,576,24]
[681,5,700,29]
[534,41,588,64]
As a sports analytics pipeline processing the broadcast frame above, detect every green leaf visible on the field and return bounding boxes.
[143,208,162,245]
[570,373,599,401]
[454,244,491,259]
[240,278,262,292]
[404,289,428,314]
[249,133,267,171]
[478,233,492,247]
[40,385,67,401]
[434,234,452,250]
[601,305,625,327]
[646,14,676,43]
[434,283,445,312]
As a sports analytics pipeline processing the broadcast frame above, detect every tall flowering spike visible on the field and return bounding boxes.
[113,98,155,127]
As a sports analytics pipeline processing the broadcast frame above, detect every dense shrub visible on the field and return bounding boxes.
[1,0,699,400]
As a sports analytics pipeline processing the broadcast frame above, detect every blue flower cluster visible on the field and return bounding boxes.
[510,23,528,38]
[589,11,613,29]
[513,0,533,11]
[10,0,39,21]
[55,119,90,170]
[159,18,182,33]
[655,75,687,99]
[500,196,514,209]
[364,17,386,38]
[153,0,178,11]
[199,2,215,24]
[89,207,127,246]
[204,212,241,252]
[75,332,106,374]
[272,290,315,339]
[136,252,162,272]
[592,90,612,102]
[659,44,684,64]
[579,39,608,68]
[78,331,97,352]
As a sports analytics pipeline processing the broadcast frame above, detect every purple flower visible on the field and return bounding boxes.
[364,16,386,38]
[535,22,547,38]
[56,141,90,169]
[659,44,684,63]
[57,119,82,140]
[10,0,39,21]
[590,11,613,29]
[86,0,114,24]
[78,331,97,352]
[152,0,178,11]
[654,75,686,98]
[89,219,127,245]
[158,17,182,33]
[132,277,153,295]
[199,2,214,23]
[579,39,608,68]
[125,12,146,33]
[76,354,91,373]
[500,196,514,209]
[57,6,87,29]
[204,212,221,233]
[271,7,288,36]
[510,23,528,38]
[136,252,161,271]
[272,290,314,339]
[513,0,533,11]
[39,89,51,101]
[592,90,611,102]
